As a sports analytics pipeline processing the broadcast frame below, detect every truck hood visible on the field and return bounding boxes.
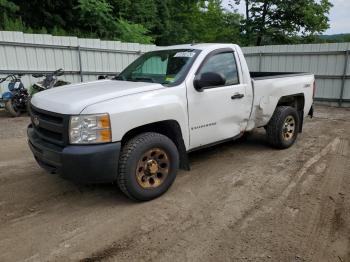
[30,80,165,114]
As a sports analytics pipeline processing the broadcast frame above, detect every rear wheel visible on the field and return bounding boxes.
[117,132,179,201]
[266,106,299,149]
[5,100,21,117]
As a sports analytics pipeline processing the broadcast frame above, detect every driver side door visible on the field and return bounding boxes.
[187,49,250,149]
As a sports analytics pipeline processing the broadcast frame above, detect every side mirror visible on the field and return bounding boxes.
[194,72,226,91]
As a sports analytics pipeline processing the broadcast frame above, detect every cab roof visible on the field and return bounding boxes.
[158,43,238,52]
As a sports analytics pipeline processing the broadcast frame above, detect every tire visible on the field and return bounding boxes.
[266,106,299,149]
[5,100,21,117]
[117,132,179,201]
[238,131,252,142]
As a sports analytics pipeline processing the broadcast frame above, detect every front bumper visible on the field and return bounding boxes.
[27,124,121,184]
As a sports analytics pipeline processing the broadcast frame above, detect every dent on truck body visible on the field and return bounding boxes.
[253,96,279,127]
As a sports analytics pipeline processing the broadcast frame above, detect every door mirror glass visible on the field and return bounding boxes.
[194,72,226,91]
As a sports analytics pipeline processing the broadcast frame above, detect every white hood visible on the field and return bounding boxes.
[31,80,164,114]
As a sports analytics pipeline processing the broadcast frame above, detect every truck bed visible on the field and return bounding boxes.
[250,71,315,128]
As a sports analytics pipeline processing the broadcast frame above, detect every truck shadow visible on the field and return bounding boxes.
[74,130,271,204]
[188,129,270,163]
[14,129,271,208]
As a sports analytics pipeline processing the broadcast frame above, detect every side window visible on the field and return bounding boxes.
[198,52,239,86]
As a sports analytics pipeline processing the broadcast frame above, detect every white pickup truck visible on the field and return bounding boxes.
[28,43,315,201]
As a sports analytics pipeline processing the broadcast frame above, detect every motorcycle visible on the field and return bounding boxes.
[30,68,70,95]
[0,74,29,117]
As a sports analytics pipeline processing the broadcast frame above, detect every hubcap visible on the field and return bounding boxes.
[282,115,296,141]
[136,148,169,189]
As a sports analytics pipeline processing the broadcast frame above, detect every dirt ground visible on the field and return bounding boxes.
[0,105,349,262]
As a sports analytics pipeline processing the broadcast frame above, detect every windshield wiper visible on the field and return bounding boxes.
[113,76,156,83]
[114,75,126,81]
[133,77,155,83]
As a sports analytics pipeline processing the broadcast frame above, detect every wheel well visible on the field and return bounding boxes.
[121,120,190,170]
[277,94,305,111]
[277,94,305,132]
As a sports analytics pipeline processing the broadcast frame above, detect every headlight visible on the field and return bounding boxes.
[69,114,112,144]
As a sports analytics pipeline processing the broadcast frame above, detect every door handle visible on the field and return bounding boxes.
[231,93,244,100]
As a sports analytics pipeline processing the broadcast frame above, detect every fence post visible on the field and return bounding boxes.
[339,50,349,107]
[258,52,263,72]
[77,45,83,82]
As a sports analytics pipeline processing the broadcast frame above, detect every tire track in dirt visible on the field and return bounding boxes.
[300,139,349,261]
[196,137,346,261]
[78,136,330,262]
[231,137,341,230]
[1,106,350,262]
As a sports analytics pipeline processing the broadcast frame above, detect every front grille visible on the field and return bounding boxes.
[29,104,69,146]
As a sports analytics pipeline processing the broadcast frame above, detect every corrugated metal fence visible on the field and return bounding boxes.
[0,31,157,94]
[0,31,349,107]
[242,43,350,107]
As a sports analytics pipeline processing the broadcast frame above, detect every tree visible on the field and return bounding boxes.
[235,0,333,46]
[75,0,117,38]
[116,18,154,44]
[74,0,154,43]
[0,0,20,30]
[152,0,242,45]
[194,0,242,43]
[0,0,334,46]
[12,0,74,32]
[152,0,173,45]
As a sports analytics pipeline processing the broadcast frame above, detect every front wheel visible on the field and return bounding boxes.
[266,106,300,149]
[5,100,21,117]
[117,132,179,201]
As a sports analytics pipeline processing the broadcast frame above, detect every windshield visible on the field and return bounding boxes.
[115,49,201,86]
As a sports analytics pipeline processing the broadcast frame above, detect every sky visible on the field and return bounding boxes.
[222,0,350,35]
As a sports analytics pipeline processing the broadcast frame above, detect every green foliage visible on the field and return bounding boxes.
[0,0,336,46]
[0,0,18,12]
[12,0,74,31]
[235,0,333,46]
[150,0,242,45]
[51,26,67,37]
[110,0,157,30]
[116,18,154,44]
[193,0,242,43]
[2,14,26,31]
[75,0,116,38]
[0,0,19,30]
[312,34,350,44]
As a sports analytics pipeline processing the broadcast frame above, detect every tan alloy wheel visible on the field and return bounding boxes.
[136,148,169,189]
[282,115,296,141]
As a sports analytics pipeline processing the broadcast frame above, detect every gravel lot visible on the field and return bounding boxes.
[0,105,349,262]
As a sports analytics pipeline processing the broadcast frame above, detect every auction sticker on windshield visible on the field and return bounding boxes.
[174,52,196,58]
